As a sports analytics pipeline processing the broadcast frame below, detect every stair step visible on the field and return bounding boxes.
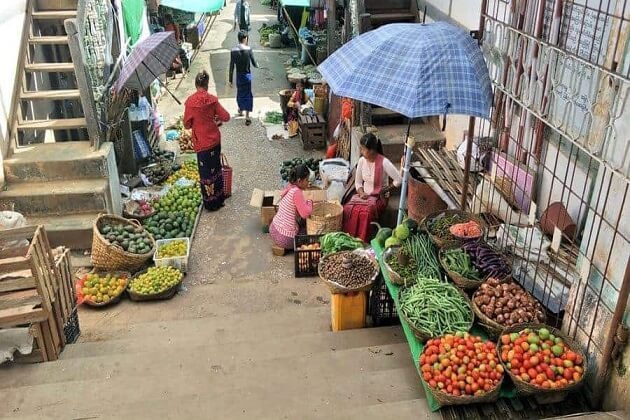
[26,213,98,249]
[31,10,77,20]
[18,117,87,130]
[28,35,68,45]
[20,89,81,100]
[0,179,109,216]
[370,12,417,23]
[24,62,74,72]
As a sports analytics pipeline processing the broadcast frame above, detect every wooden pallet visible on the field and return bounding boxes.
[412,148,476,208]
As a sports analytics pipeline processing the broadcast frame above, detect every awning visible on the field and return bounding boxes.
[159,0,223,13]
[280,0,310,7]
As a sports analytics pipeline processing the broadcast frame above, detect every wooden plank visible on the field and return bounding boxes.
[40,315,59,361]
[32,10,77,19]
[29,35,68,44]
[0,276,36,293]
[0,257,31,275]
[24,62,74,72]
[0,225,37,242]
[21,89,81,100]
[32,322,48,362]
[0,245,29,260]
[0,289,40,310]
[0,305,46,328]
[18,117,87,130]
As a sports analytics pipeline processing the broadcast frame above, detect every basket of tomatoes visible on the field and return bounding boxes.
[498,324,587,401]
[419,332,504,406]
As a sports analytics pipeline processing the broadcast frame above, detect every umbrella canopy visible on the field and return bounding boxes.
[318,22,493,119]
[114,32,180,92]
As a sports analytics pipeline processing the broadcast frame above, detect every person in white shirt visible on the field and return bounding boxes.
[342,133,402,242]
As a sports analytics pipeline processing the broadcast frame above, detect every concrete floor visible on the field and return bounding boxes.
[0,2,439,419]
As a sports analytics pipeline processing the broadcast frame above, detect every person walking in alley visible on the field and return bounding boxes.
[228,30,258,126]
[184,71,231,211]
[233,0,251,33]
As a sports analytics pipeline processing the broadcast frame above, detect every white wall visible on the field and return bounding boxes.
[420,0,482,29]
[0,0,28,158]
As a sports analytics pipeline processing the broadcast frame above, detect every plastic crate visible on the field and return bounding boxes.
[154,238,191,273]
[294,235,322,277]
[369,274,399,327]
[63,308,81,344]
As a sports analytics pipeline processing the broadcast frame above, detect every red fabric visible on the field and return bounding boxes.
[342,195,387,242]
[326,143,337,158]
[184,89,230,152]
[341,98,353,120]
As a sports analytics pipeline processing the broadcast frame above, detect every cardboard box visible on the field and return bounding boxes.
[250,188,329,227]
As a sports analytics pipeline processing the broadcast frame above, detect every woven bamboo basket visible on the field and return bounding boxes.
[382,247,414,287]
[421,373,504,406]
[122,200,156,221]
[307,202,343,235]
[318,251,379,294]
[471,280,546,338]
[497,323,588,400]
[78,270,130,308]
[422,210,486,248]
[127,268,183,302]
[439,246,486,290]
[91,214,156,272]
[398,284,474,343]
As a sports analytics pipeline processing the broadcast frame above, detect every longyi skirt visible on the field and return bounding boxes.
[197,145,225,211]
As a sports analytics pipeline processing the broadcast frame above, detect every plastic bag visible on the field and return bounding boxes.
[0,211,28,249]
[457,137,489,172]
[327,180,346,203]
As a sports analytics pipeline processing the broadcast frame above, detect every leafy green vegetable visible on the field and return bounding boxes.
[320,232,363,255]
[264,111,284,124]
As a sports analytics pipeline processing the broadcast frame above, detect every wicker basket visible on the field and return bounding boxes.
[307,202,343,235]
[318,251,379,294]
[439,246,486,290]
[78,270,130,308]
[421,374,503,406]
[422,210,486,248]
[127,268,183,302]
[497,323,588,399]
[471,280,547,338]
[91,214,156,272]
[122,200,156,221]
[382,247,411,286]
[398,285,474,342]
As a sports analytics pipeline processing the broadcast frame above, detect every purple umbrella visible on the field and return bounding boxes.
[114,32,182,104]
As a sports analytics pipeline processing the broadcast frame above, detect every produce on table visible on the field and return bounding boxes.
[442,248,482,280]
[124,199,154,218]
[280,158,321,182]
[375,218,418,248]
[179,129,194,152]
[420,333,504,397]
[144,185,201,240]
[264,111,284,124]
[499,327,585,389]
[149,150,175,164]
[166,159,200,184]
[319,251,376,289]
[320,232,363,255]
[79,272,128,304]
[461,242,511,279]
[373,223,393,247]
[259,23,281,44]
[298,242,320,251]
[385,248,418,284]
[474,277,546,327]
[404,233,441,279]
[157,239,188,259]
[141,163,171,185]
[99,222,153,254]
[399,278,473,338]
[427,213,475,243]
[449,220,482,239]
[129,266,183,295]
[296,242,320,272]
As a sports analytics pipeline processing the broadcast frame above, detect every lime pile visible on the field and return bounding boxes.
[129,266,183,295]
[166,160,199,184]
[81,273,127,304]
[144,185,202,240]
[157,239,188,259]
[99,222,153,254]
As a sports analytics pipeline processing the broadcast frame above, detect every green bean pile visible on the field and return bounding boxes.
[385,251,418,282]
[398,278,473,337]
[403,233,442,280]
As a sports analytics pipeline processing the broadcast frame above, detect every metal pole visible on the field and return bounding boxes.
[460,116,476,210]
[397,121,414,225]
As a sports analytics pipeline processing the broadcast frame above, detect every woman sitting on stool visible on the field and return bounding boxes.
[270,165,313,253]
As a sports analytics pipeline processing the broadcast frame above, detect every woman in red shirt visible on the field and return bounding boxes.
[183,71,231,211]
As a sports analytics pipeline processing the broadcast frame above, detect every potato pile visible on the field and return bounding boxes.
[319,251,376,288]
[473,277,545,326]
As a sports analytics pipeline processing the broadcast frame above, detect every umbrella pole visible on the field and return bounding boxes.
[143,62,182,105]
[397,120,414,225]
[460,116,476,210]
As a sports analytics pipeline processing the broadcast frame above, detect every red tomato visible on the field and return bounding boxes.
[521,373,531,382]
[520,342,530,352]
[528,368,538,379]
[523,360,532,369]
[545,368,555,379]
[530,356,540,366]
[541,381,550,389]
[452,388,461,396]
[423,372,432,381]
[511,358,521,369]
[483,383,492,392]
[471,383,480,392]
[429,379,437,388]
[465,384,472,395]
[573,372,581,381]
[575,354,583,365]
[566,351,577,362]
[563,369,573,380]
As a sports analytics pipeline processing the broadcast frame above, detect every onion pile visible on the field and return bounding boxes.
[473,277,545,326]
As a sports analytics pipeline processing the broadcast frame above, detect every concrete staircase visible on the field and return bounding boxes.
[1,1,118,250]
[0,305,438,419]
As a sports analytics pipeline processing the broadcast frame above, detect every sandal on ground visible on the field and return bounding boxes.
[245,119,252,126]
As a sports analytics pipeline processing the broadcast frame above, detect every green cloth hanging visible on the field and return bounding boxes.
[122,0,145,45]
[160,0,224,13]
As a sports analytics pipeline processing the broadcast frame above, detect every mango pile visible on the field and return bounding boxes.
[129,266,183,295]
[81,273,127,304]
[166,160,199,184]
[157,239,188,259]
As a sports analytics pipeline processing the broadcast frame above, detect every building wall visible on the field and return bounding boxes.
[0,0,28,158]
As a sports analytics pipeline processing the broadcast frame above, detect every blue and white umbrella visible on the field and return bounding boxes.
[318,22,492,119]
[318,22,493,221]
